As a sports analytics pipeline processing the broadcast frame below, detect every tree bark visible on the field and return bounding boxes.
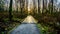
[42,0,44,14]
[9,0,13,21]
[38,0,40,14]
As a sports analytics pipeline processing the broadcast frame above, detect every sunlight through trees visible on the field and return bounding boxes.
[0,0,60,34]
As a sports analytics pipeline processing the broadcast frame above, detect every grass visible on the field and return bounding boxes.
[36,23,57,34]
[8,22,20,34]
[36,24,43,34]
[0,17,22,34]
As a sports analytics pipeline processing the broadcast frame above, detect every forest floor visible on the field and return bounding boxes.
[0,15,57,34]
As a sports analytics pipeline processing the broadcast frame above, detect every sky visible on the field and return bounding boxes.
[57,0,60,4]
[58,0,60,3]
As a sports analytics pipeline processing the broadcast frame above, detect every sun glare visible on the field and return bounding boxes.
[28,7,30,11]
[22,15,37,23]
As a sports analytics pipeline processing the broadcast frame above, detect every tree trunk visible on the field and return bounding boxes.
[38,0,40,14]
[15,0,18,13]
[9,0,13,21]
[42,0,44,14]
[51,0,53,14]
[20,0,24,18]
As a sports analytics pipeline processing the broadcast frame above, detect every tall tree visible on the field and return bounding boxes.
[49,0,53,14]
[51,0,53,13]
[0,0,5,11]
[53,0,57,12]
[19,0,25,18]
[38,0,40,14]
[15,0,19,12]
[33,0,36,14]
[42,0,44,13]
[25,0,28,14]
[4,0,9,11]
[9,0,13,21]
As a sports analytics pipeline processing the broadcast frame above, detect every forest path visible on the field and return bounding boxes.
[10,15,41,34]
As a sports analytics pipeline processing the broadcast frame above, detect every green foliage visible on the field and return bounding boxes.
[37,24,57,34]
